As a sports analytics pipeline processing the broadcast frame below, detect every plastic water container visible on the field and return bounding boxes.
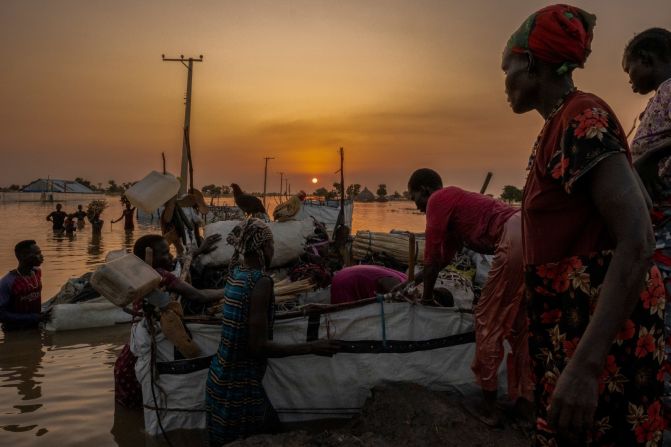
[91,254,162,307]
[124,171,180,213]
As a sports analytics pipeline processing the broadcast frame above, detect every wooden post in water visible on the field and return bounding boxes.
[262,157,274,208]
[408,233,416,282]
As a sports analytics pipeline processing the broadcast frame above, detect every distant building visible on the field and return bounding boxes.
[355,187,375,203]
[22,179,95,194]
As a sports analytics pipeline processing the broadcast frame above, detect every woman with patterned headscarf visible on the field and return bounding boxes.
[502,4,665,445]
[206,218,339,446]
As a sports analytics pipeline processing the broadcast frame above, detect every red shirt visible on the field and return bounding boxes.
[331,265,407,304]
[424,187,517,265]
[0,268,42,330]
[522,91,630,265]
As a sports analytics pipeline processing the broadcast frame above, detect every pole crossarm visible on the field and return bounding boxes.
[162,54,204,62]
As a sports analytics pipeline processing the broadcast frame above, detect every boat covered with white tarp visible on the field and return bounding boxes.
[132,293,487,436]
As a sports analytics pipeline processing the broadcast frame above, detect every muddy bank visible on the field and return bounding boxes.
[230,383,529,447]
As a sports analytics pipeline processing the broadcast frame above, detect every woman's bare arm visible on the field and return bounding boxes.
[247,277,339,358]
[549,153,654,433]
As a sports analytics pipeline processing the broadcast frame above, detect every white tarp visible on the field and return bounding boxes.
[296,201,353,237]
[265,303,477,421]
[199,219,315,268]
[45,299,132,331]
[132,300,485,435]
[132,322,221,436]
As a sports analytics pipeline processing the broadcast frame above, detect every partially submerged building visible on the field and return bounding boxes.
[22,179,95,194]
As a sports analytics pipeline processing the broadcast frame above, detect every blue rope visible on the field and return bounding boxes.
[377,293,387,348]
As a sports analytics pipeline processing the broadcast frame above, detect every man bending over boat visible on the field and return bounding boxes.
[402,168,532,427]
[114,233,226,409]
[0,240,50,332]
[331,265,407,304]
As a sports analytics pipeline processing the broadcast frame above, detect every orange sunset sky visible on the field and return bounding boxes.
[1,0,670,195]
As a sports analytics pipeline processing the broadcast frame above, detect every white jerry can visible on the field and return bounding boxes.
[124,170,180,213]
[91,254,162,307]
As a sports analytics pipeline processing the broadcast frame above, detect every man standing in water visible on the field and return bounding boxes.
[46,203,67,232]
[401,168,532,427]
[112,201,136,232]
[74,204,87,229]
[0,240,49,331]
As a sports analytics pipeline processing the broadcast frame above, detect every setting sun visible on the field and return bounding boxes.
[311,177,318,184]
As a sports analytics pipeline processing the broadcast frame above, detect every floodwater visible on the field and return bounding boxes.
[0,198,425,447]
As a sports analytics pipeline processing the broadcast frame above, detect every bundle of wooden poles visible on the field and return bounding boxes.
[274,278,315,303]
[352,231,425,266]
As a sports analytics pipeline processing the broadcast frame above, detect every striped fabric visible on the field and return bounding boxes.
[206,266,277,446]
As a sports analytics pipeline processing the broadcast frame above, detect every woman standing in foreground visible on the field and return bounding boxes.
[503,5,665,445]
[206,218,339,446]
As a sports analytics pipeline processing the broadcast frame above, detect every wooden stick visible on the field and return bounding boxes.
[408,233,416,281]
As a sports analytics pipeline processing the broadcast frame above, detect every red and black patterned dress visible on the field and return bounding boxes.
[523,91,666,446]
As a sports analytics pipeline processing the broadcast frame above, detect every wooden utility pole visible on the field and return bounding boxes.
[335,147,345,228]
[278,172,284,198]
[162,54,203,195]
[479,172,493,195]
[262,157,274,208]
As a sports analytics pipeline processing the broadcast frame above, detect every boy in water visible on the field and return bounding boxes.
[74,204,87,229]
[112,201,136,232]
[0,240,50,331]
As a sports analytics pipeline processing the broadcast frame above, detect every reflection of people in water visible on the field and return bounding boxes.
[122,230,134,252]
[0,240,49,332]
[88,233,103,259]
[0,330,44,406]
[89,213,103,235]
[112,202,136,232]
[46,203,67,232]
